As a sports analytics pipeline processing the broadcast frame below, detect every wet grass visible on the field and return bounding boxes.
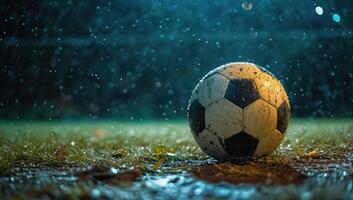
[0,119,353,199]
[0,121,203,173]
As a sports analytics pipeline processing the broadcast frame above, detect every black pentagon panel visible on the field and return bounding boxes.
[224,79,260,108]
[277,101,290,134]
[188,99,206,136]
[223,131,259,159]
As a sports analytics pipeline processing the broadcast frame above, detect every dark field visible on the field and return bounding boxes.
[1,119,353,199]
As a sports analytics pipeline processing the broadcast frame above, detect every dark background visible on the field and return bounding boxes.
[0,0,352,120]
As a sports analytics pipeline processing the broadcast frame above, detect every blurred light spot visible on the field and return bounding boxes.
[153,177,170,187]
[93,128,106,141]
[194,188,202,195]
[333,13,341,22]
[91,188,101,198]
[155,81,162,88]
[301,192,313,200]
[110,167,118,174]
[315,6,323,15]
[242,1,252,11]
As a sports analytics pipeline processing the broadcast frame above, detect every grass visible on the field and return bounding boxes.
[0,121,203,173]
[0,118,353,199]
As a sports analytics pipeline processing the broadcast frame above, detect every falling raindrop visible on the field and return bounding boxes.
[332,13,341,23]
[242,1,253,11]
[315,6,323,15]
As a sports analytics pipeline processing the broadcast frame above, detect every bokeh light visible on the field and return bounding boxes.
[332,13,341,22]
[315,6,323,15]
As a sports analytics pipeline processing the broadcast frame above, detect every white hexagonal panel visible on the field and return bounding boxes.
[197,129,228,161]
[254,129,283,157]
[196,73,229,107]
[254,72,286,108]
[218,62,262,80]
[205,98,243,140]
[244,99,277,139]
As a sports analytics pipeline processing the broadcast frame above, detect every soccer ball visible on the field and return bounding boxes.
[187,62,290,161]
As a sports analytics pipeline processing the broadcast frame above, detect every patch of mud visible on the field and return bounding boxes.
[191,162,306,185]
[76,166,142,184]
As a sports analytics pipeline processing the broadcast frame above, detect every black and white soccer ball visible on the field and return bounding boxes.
[187,62,290,161]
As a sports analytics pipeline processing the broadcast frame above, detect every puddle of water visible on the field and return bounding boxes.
[1,157,353,199]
